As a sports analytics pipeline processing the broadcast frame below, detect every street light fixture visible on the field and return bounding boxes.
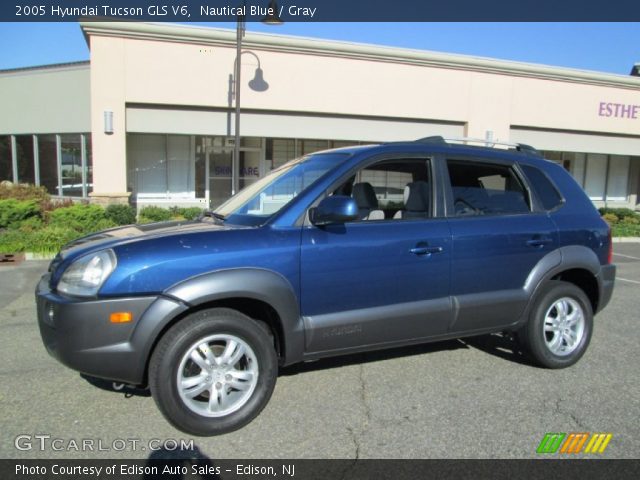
[232,1,283,195]
[262,0,284,25]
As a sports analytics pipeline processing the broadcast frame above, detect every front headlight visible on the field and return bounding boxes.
[57,250,117,297]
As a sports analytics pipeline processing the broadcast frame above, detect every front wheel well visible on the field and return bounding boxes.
[551,268,599,313]
[144,298,285,385]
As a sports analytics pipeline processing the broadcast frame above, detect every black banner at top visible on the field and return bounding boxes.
[2,0,640,22]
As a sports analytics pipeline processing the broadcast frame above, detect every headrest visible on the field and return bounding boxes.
[404,181,430,212]
[352,182,378,209]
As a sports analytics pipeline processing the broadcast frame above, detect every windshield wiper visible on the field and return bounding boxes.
[200,210,226,223]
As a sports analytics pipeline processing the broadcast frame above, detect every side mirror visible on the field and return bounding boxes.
[309,195,358,226]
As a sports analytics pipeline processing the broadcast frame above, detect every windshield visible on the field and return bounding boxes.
[214,152,350,225]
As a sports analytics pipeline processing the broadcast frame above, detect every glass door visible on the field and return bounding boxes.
[209,150,233,209]
[202,137,265,209]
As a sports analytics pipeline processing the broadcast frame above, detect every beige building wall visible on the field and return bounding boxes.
[0,63,90,135]
[79,22,640,205]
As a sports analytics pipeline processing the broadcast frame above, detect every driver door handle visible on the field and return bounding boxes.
[526,237,553,248]
[410,244,444,256]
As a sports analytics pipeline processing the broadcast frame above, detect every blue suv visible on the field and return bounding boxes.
[36,137,616,435]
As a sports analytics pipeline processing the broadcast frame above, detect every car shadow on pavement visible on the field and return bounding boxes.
[280,339,468,376]
[80,373,151,397]
[79,333,534,396]
[461,332,535,367]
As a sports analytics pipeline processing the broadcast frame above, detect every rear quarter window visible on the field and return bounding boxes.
[520,164,564,211]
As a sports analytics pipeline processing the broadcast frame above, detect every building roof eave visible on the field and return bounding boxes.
[80,21,640,90]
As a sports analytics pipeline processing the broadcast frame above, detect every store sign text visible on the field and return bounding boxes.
[598,102,639,119]
[214,167,259,177]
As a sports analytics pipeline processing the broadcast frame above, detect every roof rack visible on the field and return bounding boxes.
[415,136,542,157]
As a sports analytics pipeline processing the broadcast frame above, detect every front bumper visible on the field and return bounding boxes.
[36,274,160,384]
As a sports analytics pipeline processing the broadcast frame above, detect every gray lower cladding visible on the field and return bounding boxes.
[302,290,528,355]
[597,264,616,313]
[36,275,187,385]
[302,297,452,353]
[304,289,530,358]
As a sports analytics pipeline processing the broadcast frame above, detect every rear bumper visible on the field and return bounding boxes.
[36,274,184,385]
[597,264,616,313]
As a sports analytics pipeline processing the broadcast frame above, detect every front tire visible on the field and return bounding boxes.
[149,308,278,436]
[520,281,593,369]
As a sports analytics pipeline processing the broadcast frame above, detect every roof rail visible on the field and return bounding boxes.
[415,136,542,156]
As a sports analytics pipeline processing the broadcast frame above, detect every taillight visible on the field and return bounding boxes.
[607,228,613,265]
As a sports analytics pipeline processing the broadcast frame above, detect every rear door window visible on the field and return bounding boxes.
[446,160,531,216]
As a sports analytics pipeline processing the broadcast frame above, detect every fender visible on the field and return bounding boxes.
[515,245,603,328]
[164,268,304,365]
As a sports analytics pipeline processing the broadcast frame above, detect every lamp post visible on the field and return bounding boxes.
[232,1,283,195]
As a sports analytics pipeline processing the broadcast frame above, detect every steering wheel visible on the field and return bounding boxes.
[454,198,480,216]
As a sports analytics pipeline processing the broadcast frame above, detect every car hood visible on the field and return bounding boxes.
[49,220,246,274]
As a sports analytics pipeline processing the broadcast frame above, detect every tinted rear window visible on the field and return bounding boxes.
[521,165,564,211]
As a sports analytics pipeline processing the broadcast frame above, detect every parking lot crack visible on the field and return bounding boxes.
[346,426,361,460]
[551,398,590,431]
[343,363,371,460]
[358,363,372,425]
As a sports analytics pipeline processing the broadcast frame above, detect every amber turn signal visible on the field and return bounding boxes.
[109,312,133,323]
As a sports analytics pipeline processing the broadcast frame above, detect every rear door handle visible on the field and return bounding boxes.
[410,245,444,256]
[526,237,553,248]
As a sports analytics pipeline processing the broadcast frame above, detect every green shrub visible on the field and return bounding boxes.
[0,225,82,254]
[48,204,115,234]
[0,229,27,253]
[177,207,203,220]
[599,208,639,221]
[611,223,640,237]
[11,215,44,231]
[0,199,41,228]
[26,226,82,254]
[0,183,50,207]
[105,204,136,226]
[621,215,639,225]
[138,206,173,223]
[601,213,619,225]
[41,197,76,213]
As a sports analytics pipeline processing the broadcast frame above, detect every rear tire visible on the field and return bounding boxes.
[149,308,278,436]
[520,281,593,369]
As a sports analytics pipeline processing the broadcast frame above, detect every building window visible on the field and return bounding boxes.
[266,138,296,170]
[606,155,630,201]
[300,139,329,155]
[127,133,195,198]
[542,150,632,203]
[60,134,83,197]
[265,138,363,172]
[0,136,11,182]
[568,152,586,186]
[209,150,232,208]
[38,134,58,194]
[330,140,357,149]
[584,154,608,201]
[85,134,93,195]
[15,135,35,184]
[0,133,91,196]
[194,137,207,199]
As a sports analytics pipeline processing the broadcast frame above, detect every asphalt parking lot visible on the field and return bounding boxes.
[1,244,639,460]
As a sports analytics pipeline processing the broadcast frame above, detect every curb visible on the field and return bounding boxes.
[612,237,640,243]
[24,252,56,260]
